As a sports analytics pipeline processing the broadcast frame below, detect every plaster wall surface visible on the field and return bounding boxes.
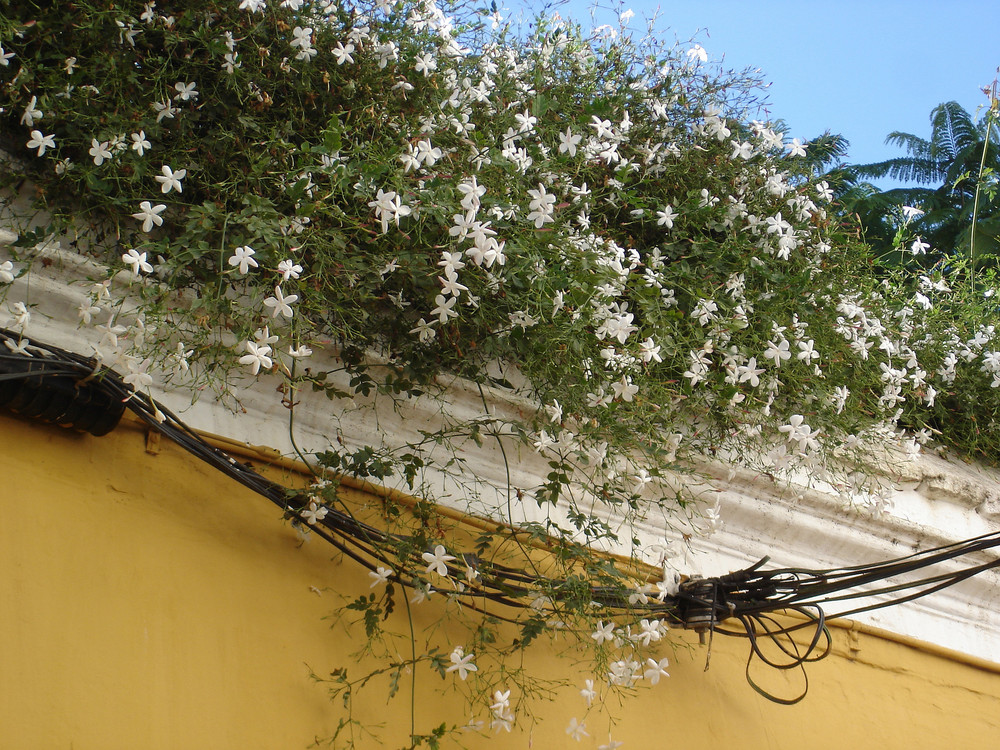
[2,412,1000,750]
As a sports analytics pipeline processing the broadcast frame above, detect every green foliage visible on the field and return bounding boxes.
[839,99,1000,265]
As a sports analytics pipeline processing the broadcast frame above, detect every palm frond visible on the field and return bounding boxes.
[884,131,932,159]
[846,157,944,185]
[803,130,851,170]
[929,101,977,163]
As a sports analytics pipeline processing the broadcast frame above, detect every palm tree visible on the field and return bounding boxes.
[839,100,1000,266]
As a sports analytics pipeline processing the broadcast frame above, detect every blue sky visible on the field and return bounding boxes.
[555,0,999,177]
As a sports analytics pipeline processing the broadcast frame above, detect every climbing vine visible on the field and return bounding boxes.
[2,0,1000,745]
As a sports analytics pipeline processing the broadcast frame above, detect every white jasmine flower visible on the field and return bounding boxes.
[26,130,56,156]
[263,285,298,319]
[644,657,670,685]
[299,501,328,525]
[786,138,807,157]
[409,318,436,343]
[566,718,588,742]
[0,260,16,284]
[20,96,42,127]
[558,127,582,157]
[332,41,355,65]
[173,81,199,101]
[239,340,272,375]
[580,679,597,706]
[277,259,303,280]
[228,245,258,274]
[122,248,153,277]
[422,544,455,577]
[368,566,393,588]
[9,301,30,330]
[445,646,477,680]
[131,130,151,156]
[131,201,166,232]
[656,205,677,228]
[764,338,791,366]
[154,165,186,194]
[591,620,614,645]
[687,44,707,63]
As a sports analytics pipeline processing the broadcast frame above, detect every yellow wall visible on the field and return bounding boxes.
[2,410,999,749]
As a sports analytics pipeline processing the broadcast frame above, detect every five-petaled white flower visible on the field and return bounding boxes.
[736,357,764,387]
[686,44,707,63]
[764,338,791,366]
[644,657,670,684]
[131,130,151,156]
[368,188,411,233]
[778,414,818,453]
[591,620,615,645]
[131,201,166,232]
[368,566,393,588]
[558,127,581,157]
[229,245,258,274]
[122,248,153,277]
[9,301,30,330]
[20,96,43,128]
[409,318,436,343]
[154,165,186,194]
[76,300,101,326]
[238,340,272,375]
[413,52,437,76]
[263,285,298,319]
[89,139,113,166]
[639,337,663,363]
[173,81,199,101]
[490,689,511,715]
[566,717,588,742]
[422,544,455,577]
[153,100,179,122]
[786,138,807,157]
[611,375,639,402]
[445,646,477,680]
[430,294,458,324]
[332,41,356,65]
[526,184,555,228]
[656,205,677,228]
[123,357,154,390]
[277,259,303,280]
[26,130,56,157]
[299,501,328,525]
[0,260,17,284]
[5,337,32,356]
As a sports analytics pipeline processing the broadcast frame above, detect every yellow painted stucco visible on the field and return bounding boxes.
[1,410,999,749]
